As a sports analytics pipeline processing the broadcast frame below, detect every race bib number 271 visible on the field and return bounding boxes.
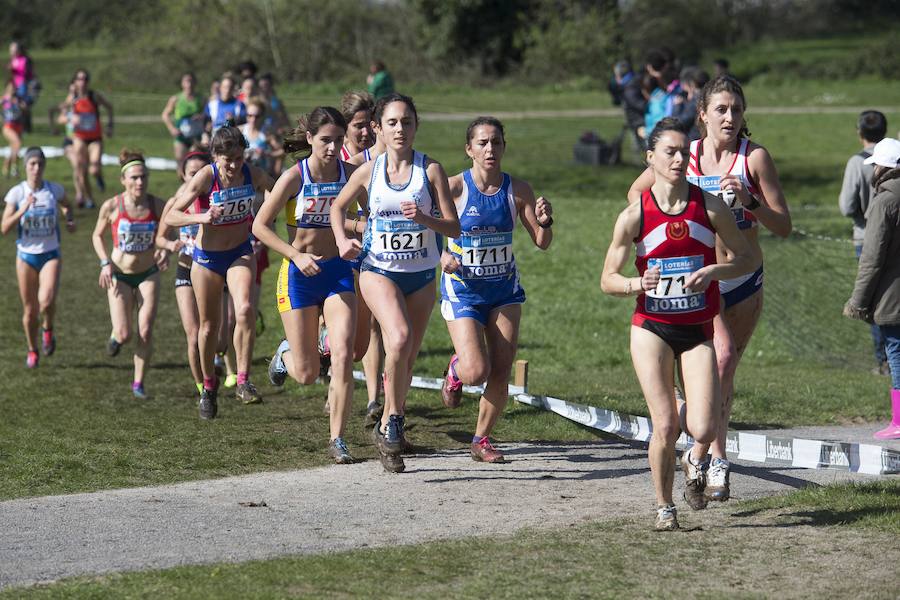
[644,255,705,314]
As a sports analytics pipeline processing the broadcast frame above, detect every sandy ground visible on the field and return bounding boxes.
[2,435,895,591]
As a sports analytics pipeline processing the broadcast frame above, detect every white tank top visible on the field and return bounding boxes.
[4,180,64,254]
[285,158,347,229]
[686,138,759,230]
[362,150,440,273]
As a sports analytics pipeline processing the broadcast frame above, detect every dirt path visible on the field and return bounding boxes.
[1,439,891,591]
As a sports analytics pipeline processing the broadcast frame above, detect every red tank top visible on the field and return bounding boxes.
[112,194,158,254]
[633,185,719,326]
[73,93,101,140]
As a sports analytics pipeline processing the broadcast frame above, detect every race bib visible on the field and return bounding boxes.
[211,184,255,224]
[3,103,21,122]
[21,207,56,239]
[459,232,513,278]
[687,174,752,228]
[117,221,156,253]
[297,182,343,227]
[76,111,97,132]
[644,255,705,314]
[371,219,429,260]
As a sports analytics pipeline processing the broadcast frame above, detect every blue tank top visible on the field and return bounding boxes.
[441,170,522,305]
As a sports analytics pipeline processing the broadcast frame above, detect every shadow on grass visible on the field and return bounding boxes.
[731,463,823,491]
[728,506,893,529]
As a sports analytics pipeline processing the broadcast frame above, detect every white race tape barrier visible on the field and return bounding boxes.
[361,369,899,475]
[0,146,178,171]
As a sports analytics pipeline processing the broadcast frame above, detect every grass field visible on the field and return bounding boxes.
[2,44,900,597]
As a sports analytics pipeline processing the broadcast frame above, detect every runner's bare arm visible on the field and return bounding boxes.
[331,162,372,258]
[161,95,178,137]
[412,160,460,238]
[167,165,216,226]
[690,191,759,289]
[601,203,654,296]
[156,196,183,252]
[252,166,307,261]
[513,177,553,250]
[746,145,791,237]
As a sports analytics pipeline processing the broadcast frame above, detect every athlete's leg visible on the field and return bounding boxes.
[399,281,437,409]
[475,304,522,438]
[630,325,679,507]
[37,257,61,332]
[2,127,21,176]
[218,291,238,379]
[191,263,226,384]
[173,140,188,174]
[87,139,103,186]
[175,285,203,385]
[352,271,371,362]
[107,278,135,359]
[280,306,321,384]
[709,290,763,459]
[323,291,357,440]
[133,273,160,385]
[225,255,257,379]
[360,271,413,426]
[445,316,490,386]
[362,318,384,405]
[16,258,40,351]
[678,341,719,446]
[71,138,90,203]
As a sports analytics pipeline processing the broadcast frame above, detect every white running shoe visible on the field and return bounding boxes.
[705,457,731,501]
[655,504,679,531]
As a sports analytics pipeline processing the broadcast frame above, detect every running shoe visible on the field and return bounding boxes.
[236,381,263,405]
[195,382,203,394]
[26,350,39,369]
[41,328,56,356]
[705,457,731,502]
[328,437,355,464]
[199,388,218,420]
[268,339,290,386]
[371,415,405,473]
[223,373,237,388]
[132,382,147,400]
[84,198,95,209]
[441,354,463,409]
[655,504,679,531]
[107,336,121,357]
[681,448,708,510]
[471,437,505,463]
[364,400,384,428]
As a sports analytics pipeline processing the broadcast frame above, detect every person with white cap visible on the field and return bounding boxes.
[844,137,900,439]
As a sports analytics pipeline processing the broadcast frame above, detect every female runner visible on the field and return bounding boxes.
[92,150,167,398]
[157,151,212,393]
[627,76,791,505]
[240,97,283,177]
[331,93,460,473]
[166,125,274,419]
[602,118,756,530]
[439,117,554,463]
[2,148,75,367]
[161,72,205,173]
[67,68,114,208]
[256,107,359,463]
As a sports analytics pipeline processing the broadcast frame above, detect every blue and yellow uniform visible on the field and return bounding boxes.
[276,159,355,312]
[440,170,524,326]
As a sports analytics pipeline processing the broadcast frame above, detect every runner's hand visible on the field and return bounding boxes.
[535,196,553,225]
[155,248,171,271]
[640,265,660,291]
[401,200,422,222]
[684,267,713,293]
[98,264,113,289]
[338,238,361,260]
[292,252,323,276]
[200,205,223,224]
[440,250,460,274]
[719,174,750,207]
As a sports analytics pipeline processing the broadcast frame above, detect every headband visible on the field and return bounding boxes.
[120,159,145,174]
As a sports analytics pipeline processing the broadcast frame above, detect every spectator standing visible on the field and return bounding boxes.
[366,60,394,101]
[644,48,681,135]
[608,60,634,106]
[258,73,289,134]
[840,110,888,374]
[844,137,900,439]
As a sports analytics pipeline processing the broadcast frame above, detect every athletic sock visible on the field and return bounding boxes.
[237,372,249,385]
[203,377,215,391]
[472,435,484,444]
[131,381,142,390]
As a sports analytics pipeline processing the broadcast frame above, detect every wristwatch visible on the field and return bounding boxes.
[538,217,554,229]
[744,195,761,211]
[99,259,111,268]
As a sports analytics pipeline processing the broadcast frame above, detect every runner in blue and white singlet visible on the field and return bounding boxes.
[331,93,460,473]
[436,117,553,464]
[2,147,75,368]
